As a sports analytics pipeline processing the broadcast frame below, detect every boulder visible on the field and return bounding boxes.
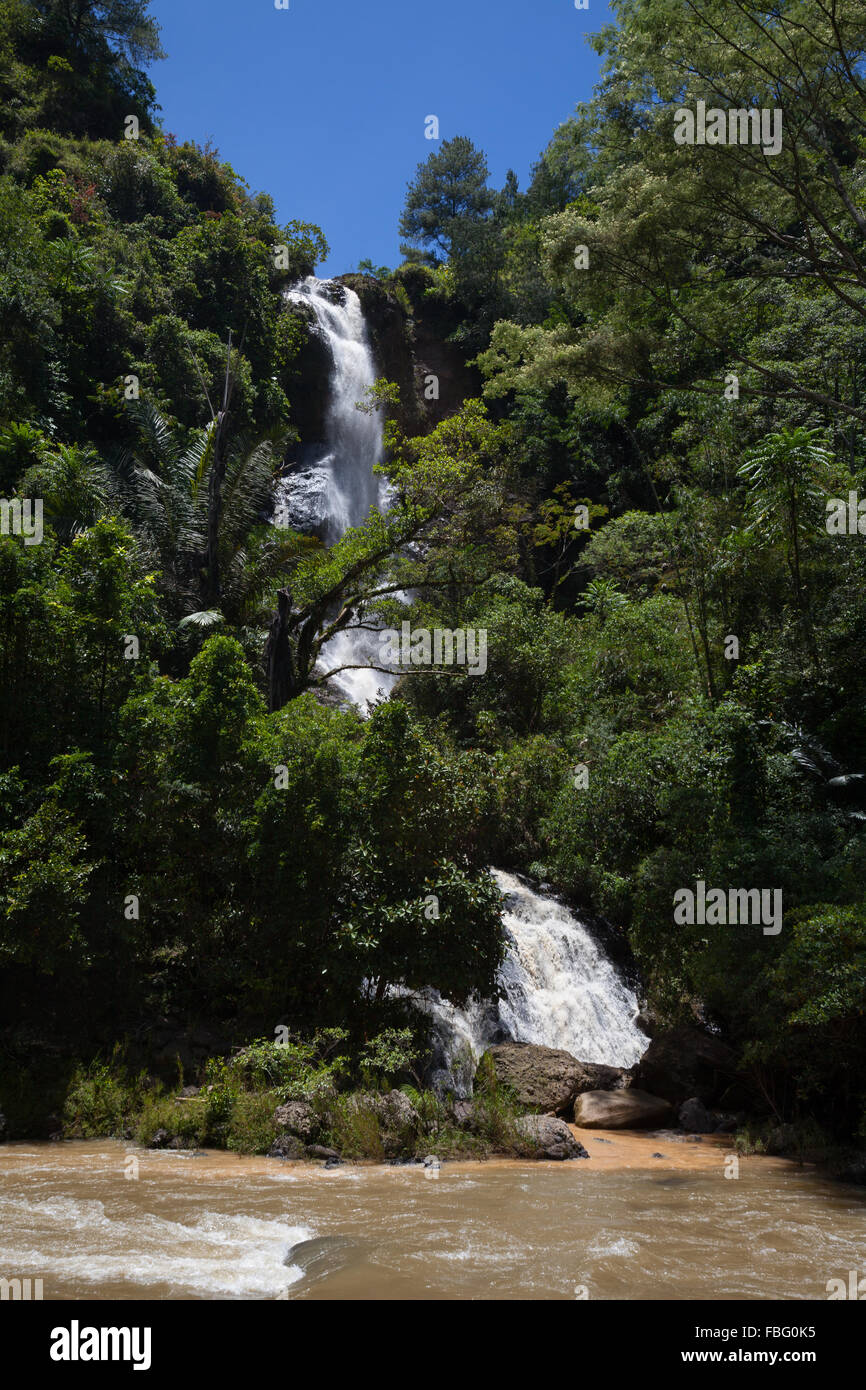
[483,1043,632,1114]
[574,1089,673,1130]
[148,1129,171,1149]
[632,1026,738,1105]
[273,1100,317,1141]
[448,1099,476,1130]
[269,1133,305,1160]
[483,1044,570,1113]
[516,1115,590,1161]
[712,1113,739,1134]
[679,1097,713,1133]
[306,1144,341,1161]
[347,1090,420,1157]
[574,1062,633,1095]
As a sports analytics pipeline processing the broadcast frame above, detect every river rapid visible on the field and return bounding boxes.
[1,1138,863,1301]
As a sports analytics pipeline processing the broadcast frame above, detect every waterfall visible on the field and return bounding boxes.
[415,871,648,1095]
[275,276,396,707]
[275,281,647,1088]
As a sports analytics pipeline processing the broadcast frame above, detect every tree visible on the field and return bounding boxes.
[482,0,866,428]
[737,427,835,650]
[33,0,165,68]
[265,397,511,707]
[399,136,495,264]
[115,402,310,629]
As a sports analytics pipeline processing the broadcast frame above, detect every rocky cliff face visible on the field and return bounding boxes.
[279,270,483,461]
[278,294,332,445]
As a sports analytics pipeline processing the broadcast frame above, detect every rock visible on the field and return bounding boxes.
[483,1043,626,1115]
[148,1129,171,1149]
[652,1152,667,1159]
[167,1135,192,1150]
[712,1112,739,1134]
[346,1090,420,1156]
[574,1089,673,1130]
[448,1099,476,1129]
[178,1086,200,1099]
[679,1097,713,1133]
[269,1133,305,1160]
[323,1157,343,1169]
[574,1062,633,1094]
[306,1144,341,1161]
[422,1155,441,1169]
[516,1115,589,1161]
[0,1110,6,1141]
[766,1124,798,1155]
[273,1100,317,1141]
[632,1026,738,1105]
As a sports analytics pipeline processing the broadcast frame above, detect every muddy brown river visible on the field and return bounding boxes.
[1,1133,863,1300]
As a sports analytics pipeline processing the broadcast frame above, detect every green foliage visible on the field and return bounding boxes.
[399,136,495,264]
[62,1050,151,1137]
[2,0,865,1153]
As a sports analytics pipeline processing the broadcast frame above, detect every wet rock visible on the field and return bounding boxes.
[346,1090,420,1157]
[679,1097,713,1133]
[712,1112,739,1134]
[273,1100,317,1141]
[516,1115,590,1160]
[422,1154,441,1169]
[306,1144,341,1161]
[766,1124,798,1155]
[323,1157,343,1170]
[167,1135,193,1150]
[269,1133,305,1160]
[574,1089,673,1130]
[148,1129,171,1149]
[483,1043,628,1115]
[652,1153,667,1159]
[632,1026,738,1106]
[448,1099,476,1129]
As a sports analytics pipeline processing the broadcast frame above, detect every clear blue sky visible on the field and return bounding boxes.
[147,0,613,277]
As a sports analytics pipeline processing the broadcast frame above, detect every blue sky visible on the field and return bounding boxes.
[147,0,613,277]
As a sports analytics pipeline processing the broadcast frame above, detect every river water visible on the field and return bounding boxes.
[1,1138,862,1301]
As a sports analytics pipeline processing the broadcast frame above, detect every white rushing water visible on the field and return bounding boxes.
[416,871,648,1095]
[275,282,647,1083]
[275,276,396,707]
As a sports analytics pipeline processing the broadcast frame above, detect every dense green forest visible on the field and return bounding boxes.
[1,0,865,1156]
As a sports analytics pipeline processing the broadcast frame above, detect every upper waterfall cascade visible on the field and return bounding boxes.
[275,276,395,707]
